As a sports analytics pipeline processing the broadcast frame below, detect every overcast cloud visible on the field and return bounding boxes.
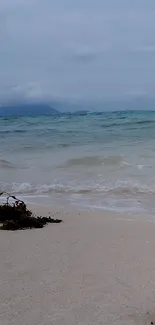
[0,0,155,104]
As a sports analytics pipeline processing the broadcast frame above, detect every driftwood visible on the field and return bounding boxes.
[0,192,62,230]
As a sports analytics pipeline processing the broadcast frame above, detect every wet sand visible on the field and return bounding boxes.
[1,206,155,325]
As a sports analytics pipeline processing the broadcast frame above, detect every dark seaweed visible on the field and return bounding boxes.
[0,192,62,230]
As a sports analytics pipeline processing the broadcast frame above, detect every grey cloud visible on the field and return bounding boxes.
[133,46,155,53]
[0,0,155,104]
[68,46,99,63]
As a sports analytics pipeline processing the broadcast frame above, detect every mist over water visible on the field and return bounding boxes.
[1,110,155,215]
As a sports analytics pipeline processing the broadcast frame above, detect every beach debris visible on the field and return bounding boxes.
[0,192,62,230]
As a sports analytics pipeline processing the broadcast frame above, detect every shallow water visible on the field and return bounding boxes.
[1,110,155,215]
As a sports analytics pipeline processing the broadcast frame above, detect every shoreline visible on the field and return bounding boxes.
[1,188,155,217]
[1,205,155,324]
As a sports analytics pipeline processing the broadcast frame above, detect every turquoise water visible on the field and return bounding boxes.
[1,110,155,214]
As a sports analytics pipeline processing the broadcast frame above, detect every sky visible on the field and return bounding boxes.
[1,0,155,105]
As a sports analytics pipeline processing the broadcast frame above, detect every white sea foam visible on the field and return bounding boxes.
[0,179,155,196]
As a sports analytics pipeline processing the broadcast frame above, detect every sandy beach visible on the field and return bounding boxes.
[1,206,155,325]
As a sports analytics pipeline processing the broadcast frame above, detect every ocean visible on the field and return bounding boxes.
[1,110,155,215]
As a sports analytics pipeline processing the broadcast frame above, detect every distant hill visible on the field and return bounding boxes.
[0,103,59,117]
[70,110,89,116]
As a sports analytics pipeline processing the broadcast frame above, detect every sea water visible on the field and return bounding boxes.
[1,110,155,215]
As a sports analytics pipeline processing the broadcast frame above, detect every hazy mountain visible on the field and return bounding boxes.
[0,97,155,117]
[47,97,155,112]
[0,103,59,116]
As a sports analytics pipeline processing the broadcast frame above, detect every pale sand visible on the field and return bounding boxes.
[1,206,155,324]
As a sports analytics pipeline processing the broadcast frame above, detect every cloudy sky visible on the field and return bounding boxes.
[0,0,155,104]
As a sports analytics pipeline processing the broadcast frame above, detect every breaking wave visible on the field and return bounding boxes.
[59,155,124,168]
[0,159,17,169]
[1,180,155,196]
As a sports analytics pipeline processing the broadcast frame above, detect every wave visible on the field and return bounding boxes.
[59,155,124,168]
[0,182,93,195]
[101,119,155,129]
[1,180,155,196]
[0,129,26,135]
[0,159,18,169]
[0,159,28,169]
[58,143,71,148]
